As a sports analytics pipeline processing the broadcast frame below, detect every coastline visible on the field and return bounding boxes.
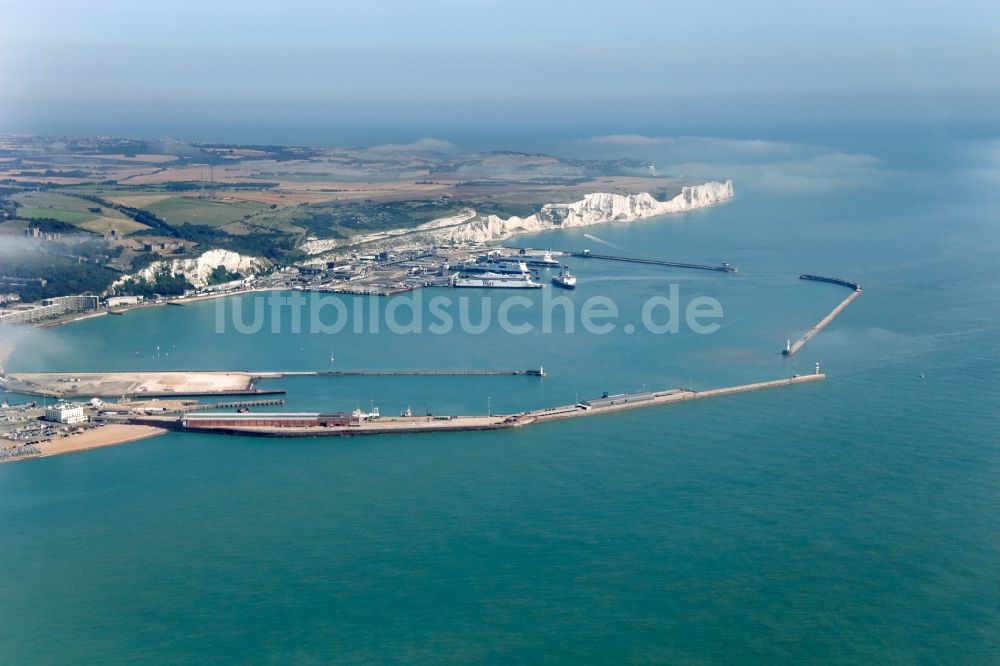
[11,181,735,335]
[336,181,735,251]
[31,286,286,331]
[1,424,167,464]
[0,288,283,369]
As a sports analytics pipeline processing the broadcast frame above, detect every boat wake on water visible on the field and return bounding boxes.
[583,233,628,252]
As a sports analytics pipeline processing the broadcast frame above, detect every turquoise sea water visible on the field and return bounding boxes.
[1,131,999,663]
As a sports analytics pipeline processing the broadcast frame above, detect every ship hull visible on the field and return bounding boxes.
[498,254,560,268]
[454,278,542,289]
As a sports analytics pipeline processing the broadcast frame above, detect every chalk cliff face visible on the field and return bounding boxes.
[114,249,270,289]
[415,180,734,244]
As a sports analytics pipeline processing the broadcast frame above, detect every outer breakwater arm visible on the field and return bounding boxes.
[783,275,862,356]
[526,373,825,425]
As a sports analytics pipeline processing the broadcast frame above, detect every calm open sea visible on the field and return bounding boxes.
[1,129,998,663]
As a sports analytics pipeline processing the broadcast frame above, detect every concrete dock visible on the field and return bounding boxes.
[280,368,547,377]
[132,372,824,438]
[181,398,287,412]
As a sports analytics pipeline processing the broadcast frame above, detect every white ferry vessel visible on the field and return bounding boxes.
[498,250,561,268]
[453,271,542,289]
[461,259,531,275]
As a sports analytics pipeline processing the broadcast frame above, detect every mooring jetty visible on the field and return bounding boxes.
[783,274,863,356]
[181,398,286,412]
[281,368,547,378]
[566,250,737,273]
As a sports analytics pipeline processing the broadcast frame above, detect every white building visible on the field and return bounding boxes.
[0,295,99,325]
[106,295,143,308]
[44,403,87,424]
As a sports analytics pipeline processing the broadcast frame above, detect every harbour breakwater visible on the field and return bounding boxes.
[132,372,825,439]
[783,275,863,356]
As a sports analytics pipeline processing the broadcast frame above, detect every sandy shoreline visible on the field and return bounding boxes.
[1,424,167,464]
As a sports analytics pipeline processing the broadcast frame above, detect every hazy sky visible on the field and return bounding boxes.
[2,0,998,140]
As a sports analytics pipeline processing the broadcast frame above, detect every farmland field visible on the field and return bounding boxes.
[13,191,130,218]
[101,193,175,208]
[143,196,269,227]
[12,191,150,234]
[76,216,150,234]
[1,135,679,266]
[16,207,96,225]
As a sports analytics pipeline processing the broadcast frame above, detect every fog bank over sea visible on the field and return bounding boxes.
[6,89,1000,151]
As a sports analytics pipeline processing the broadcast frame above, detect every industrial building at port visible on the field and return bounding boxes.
[182,412,363,428]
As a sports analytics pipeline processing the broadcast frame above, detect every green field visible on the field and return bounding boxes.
[14,191,128,218]
[13,191,150,234]
[16,208,150,234]
[16,207,95,224]
[143,196,269,227]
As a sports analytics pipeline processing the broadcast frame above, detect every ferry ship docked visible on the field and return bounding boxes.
[551,267,577,289]
[453,271,542,289]
[460,258,532,275]
[497,250,561,268]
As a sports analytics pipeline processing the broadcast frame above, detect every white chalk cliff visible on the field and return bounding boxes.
[403,180,733,245]
[113,249,270,290]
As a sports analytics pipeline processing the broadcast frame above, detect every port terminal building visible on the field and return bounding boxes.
[182,412,362,429]
[44,403,88,424]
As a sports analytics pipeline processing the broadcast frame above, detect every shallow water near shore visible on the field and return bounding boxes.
[1,130,999,663]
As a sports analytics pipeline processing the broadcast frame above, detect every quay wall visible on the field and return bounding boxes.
[128,373,825,439]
